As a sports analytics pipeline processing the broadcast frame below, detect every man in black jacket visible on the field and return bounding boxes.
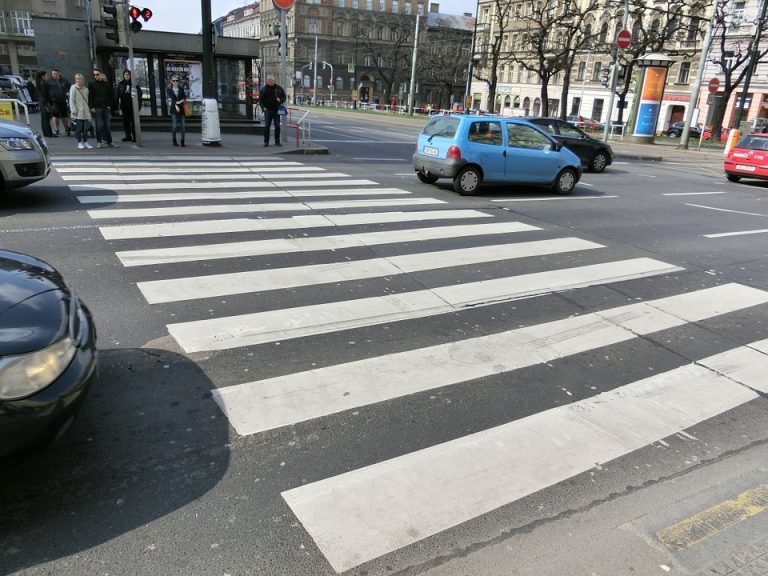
[258,75,286,147]
[46,69,71,136]
[88,69,118,149]
[117,69,142,142]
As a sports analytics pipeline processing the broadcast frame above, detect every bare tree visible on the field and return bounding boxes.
[359,13,418,103]
[706,0,768,139]
[606,0,708,126]
[417,23,473,109]
[472,0,513,112]
[507,0,599,117]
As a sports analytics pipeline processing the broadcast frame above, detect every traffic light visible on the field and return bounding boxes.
[600,65,613,87]
[103,4,121,44]
[616,64,628,87]
[128,5,152,33]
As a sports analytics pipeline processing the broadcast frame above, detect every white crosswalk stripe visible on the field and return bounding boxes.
[65,156,768,574]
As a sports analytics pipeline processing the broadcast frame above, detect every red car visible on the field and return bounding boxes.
[723,133,768,182]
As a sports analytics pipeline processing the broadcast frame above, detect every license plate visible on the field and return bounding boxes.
[423,146,438,157]
[736,164,756,171]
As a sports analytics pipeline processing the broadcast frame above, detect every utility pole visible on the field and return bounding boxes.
[312,35,318,104]
[408,13,420,115]
[603,0,629,143]
[681,21,713,150]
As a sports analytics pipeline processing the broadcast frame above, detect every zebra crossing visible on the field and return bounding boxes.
[60,155,768,574]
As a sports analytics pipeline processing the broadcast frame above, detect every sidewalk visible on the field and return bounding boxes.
[43,126,327,157]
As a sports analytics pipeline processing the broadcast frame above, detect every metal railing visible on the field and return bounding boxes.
[288,107,311,147]
[0,98,31,125]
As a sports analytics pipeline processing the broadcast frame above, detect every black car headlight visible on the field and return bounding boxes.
[0,335,78,400]
[0,137,36,151]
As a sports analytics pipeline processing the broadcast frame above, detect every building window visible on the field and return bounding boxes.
[336,76,343,89]
[377,26,385,39]
[677,62,690,83]
[732,1,745,25]
[365,0,372,9]
[599,22,608,44]
[0,12,6,34]
[688,17,700,41]
[10,10,31,35]
[593,98,604,121]
[74,0,85,6]
[364,55,372,66]
[392,0,399,12]
[405,1,411,13]
[577,61,586,81]
[379,0,385,11]
[352,0,359,6]
[570,97,581,116]
[307,18,320,33]
[592,61,602,81]
[338,0,345,6]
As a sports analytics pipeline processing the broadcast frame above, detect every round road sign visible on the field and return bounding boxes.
[273,0,295,9]
[708,77,720,93]
[616,29,631,49]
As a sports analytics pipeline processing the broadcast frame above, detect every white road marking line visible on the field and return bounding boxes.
[53,159,292,166]
[686,203,768,218]
[70,179,377,191]
[115,221,538,265]
[139,238,603,303]
[90,198,445,220]
[78,188,412,204]
[492,195,618,202]
[215,283,765,436]
[282,341,763,573]
[704,228,768,238]
[55,162,304,172]
[169,258,684,352]
[353,158,406,161]
[663,192,727,196]
[61,169,325,181]
[99,209,492,240]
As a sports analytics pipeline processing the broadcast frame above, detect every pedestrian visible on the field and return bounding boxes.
[46,69,71,136]
[166,75,186,147]
[117,69,141,142]
[68,74,93,150]
[89,68,118,149]
[259,74,286,147]
[35,71,53,137]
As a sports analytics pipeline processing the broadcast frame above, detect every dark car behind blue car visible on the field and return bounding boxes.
[0,250,97,462]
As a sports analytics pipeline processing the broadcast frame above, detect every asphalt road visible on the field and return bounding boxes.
[1,114,768,576]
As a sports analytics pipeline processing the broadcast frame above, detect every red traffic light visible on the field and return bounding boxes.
[141,8,153,21]
[128,6,141,20]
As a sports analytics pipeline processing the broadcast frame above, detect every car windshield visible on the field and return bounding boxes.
[736,135,768,150]
[421,116,460,138]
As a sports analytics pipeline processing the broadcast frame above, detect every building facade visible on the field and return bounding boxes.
[469,0,719,134]
[216,0,472,108]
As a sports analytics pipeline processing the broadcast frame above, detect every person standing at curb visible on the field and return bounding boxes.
[117,69,141,142]
[35,71,53,138]
[166,75,187,147]
[69,74,93,150]
[259,75,286,147]
[46,69,71,137]
[88,69,118,149]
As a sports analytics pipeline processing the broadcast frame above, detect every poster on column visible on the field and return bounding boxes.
[165,60,203,102]
[635,67,667,136]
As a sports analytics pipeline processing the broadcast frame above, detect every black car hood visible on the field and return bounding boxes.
[0,251,69,355]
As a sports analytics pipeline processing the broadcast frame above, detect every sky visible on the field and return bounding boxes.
[143,0,475,35]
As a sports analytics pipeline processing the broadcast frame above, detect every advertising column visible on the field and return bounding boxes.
[633,66,668,139]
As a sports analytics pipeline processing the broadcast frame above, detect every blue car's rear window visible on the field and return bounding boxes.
[421,116,460,138]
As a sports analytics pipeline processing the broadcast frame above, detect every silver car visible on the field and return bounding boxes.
[0,119,50,193]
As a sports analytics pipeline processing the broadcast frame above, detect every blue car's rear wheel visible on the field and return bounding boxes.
[453,166,482,195]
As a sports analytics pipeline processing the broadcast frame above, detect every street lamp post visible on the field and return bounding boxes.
[464,0,482,111]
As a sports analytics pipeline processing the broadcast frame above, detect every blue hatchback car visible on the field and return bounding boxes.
[413,115,582,195]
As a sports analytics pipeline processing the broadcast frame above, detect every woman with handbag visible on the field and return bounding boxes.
[68,74,93,150]
[166,75,187,147]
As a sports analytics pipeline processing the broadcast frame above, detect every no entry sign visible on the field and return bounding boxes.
[616,29,631,49]
[273,0,295,9]
[708,77,720,93]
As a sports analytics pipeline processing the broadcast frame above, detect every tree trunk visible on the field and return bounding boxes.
[540,80,550,117]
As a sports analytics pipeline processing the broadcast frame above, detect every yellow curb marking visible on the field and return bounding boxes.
[657,484,768,551]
